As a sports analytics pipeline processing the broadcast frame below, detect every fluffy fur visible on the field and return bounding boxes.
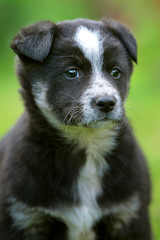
[0,18,152,240]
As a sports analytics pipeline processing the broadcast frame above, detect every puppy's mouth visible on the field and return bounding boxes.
[82,117,122,128]
[96,115,122,123]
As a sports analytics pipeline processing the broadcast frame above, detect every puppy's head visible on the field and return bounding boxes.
[11,19,137,130]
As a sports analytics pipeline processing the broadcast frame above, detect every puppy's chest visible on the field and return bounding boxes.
[52,149,108,240]
[10,150,108,240]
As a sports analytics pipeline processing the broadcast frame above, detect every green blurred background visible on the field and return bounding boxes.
[0,0,160,238]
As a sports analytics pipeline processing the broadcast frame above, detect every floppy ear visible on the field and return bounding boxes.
[102,19,137,63]
[10,21,55,62]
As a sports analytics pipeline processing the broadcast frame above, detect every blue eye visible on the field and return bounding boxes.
[111,68,121,79]
[66,69,79,79]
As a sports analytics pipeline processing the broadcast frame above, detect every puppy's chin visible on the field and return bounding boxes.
[62,118,121,131]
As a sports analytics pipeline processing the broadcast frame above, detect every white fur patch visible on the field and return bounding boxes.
[74,26,103,74]
[32,82,61,127]
[9,193,140,240]
[74,26,122,124]
[104,193,141,231]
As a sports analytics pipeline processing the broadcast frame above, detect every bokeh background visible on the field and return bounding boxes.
[0,0,160,238]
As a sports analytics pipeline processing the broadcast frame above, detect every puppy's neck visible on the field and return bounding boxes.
[58,123,120,156]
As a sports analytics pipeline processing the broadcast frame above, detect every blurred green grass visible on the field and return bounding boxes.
[0,0,160,239]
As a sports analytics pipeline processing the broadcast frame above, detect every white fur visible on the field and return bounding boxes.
[9,193,140,240]
[104,193,141,231]
[74,26,103,75]
[74,26,122,124]
[32,82,61,127]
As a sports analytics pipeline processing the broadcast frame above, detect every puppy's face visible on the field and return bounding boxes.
[11,19,137,129]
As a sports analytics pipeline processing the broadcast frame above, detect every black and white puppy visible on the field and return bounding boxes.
[0,18,152,240]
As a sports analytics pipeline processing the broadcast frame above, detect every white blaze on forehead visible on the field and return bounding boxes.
[74,26,123,125]
[74,26,103,73]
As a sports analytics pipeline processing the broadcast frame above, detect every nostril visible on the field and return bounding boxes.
[95,97,116,113]
[109,101,115,109]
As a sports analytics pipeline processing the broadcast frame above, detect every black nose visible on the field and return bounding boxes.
[95,97,116,113]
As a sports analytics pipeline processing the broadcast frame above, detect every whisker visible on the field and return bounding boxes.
[65,108,80,126]
[63,106,78,124]
[125,100,143,119]
[74,113,83,126]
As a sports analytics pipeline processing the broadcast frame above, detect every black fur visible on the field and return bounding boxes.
[0,18,152,240]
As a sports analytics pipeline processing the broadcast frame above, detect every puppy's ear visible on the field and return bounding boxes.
[102,19,137,63]
[10,21,55,62]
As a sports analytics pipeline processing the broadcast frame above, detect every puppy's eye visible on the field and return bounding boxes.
[66,69,79,79]
[111,68,121,79]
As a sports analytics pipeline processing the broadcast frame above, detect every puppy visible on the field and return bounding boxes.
[0,18,152,240]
